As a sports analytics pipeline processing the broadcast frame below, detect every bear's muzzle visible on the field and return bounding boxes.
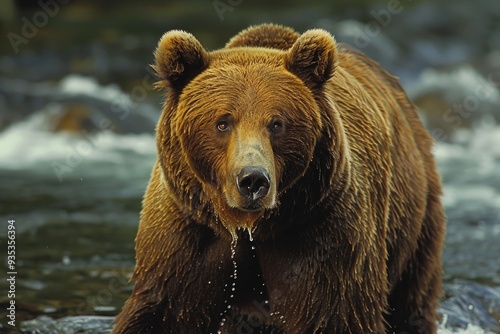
[236,166,271,210]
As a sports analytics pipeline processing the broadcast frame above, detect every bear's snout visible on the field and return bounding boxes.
[236,166,271,209]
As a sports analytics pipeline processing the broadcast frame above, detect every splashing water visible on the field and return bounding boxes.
[219,235,239,332]
[230,236,238,292]
[437,315,493,334]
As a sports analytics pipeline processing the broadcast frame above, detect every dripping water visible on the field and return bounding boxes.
[219,231,239,331]
[247,226,254,242]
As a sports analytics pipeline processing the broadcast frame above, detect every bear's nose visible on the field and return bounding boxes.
[237,167,270,202]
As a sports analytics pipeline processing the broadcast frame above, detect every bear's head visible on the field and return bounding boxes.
[154,27,338,235]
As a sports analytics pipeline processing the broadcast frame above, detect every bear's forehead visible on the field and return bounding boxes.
[179,49,310,115]
[191,48,300,89]
[179,47,310,109]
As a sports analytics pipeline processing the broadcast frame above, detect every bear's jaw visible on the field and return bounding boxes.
[212,197,264,238]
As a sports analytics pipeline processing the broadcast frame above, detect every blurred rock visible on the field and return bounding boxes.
[53,105,96,133]
[439,282,500,333]
[414,92,460,139]
[0,75,160,134]
[410,66,500,140]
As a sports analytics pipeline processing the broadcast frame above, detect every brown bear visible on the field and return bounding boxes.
[113,24,446,334]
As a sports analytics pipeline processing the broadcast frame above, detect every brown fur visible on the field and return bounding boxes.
[113,24,446,334]
[226,24,299,50]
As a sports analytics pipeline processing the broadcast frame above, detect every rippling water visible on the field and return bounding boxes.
[1,67,499,334]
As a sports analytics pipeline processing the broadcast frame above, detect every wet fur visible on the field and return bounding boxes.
[113,24,445,334]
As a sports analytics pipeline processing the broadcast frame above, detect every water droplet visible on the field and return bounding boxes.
[247,227,253,241]
[251,245,256,250]
[230,228,238,244]
[221,236,238,320]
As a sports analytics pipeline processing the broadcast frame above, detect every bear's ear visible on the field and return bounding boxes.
[153,30,209,90]
[226,24,299,50]
[285,29,337,89]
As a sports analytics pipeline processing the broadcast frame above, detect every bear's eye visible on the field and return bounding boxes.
[217,120,230,132]
[270,120,284,134]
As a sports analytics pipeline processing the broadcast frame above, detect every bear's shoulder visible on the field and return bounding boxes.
[226,24,299,50]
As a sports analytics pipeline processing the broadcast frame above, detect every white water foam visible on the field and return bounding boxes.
[58,75,125,102]
[0,103,156,169]
[434,126,500,217]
